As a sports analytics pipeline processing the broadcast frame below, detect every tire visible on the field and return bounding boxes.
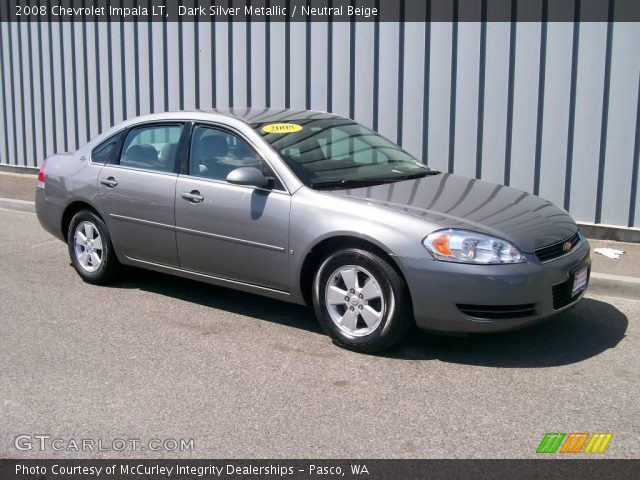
[312,248,413,353]
[67,210,120,284]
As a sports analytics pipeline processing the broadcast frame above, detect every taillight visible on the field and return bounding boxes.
[37,159,47,188]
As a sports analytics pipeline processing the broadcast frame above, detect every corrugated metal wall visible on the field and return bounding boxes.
[0,19,639,227]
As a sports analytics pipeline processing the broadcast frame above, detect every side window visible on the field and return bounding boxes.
[119,124,183,172]
[91,132,122,165]
[189,126,263,181]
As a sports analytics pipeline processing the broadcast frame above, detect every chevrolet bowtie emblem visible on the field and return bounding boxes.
[563,241,572,253]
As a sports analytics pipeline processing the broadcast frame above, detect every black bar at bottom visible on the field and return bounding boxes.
[1,459,639,480]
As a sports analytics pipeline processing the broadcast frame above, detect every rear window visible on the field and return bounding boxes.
[91,132,122,165]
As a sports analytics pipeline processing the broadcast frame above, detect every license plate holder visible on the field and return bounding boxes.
[572,267,588,297]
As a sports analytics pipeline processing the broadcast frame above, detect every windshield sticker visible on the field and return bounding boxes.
[262,123,303,134]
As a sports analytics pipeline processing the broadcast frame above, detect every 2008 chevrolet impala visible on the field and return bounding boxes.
[36,108,590,352]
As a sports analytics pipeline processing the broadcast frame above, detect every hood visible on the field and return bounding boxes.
[329,173,577,253]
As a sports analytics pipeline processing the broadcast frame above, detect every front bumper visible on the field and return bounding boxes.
[397,239,591,333]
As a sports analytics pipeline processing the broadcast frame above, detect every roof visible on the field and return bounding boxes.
[83,107,349,154]
[192,107,346,124]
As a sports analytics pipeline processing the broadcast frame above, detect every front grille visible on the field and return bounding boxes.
[535,231,581,262]
[552,269,590,309]
[456,303,537,320]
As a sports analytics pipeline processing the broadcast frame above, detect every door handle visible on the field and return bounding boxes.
[181,190,204,203]
[99,177,118,188]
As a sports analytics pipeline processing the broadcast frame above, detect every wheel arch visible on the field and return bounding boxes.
[61,200,103,242]
[299,235,410,307]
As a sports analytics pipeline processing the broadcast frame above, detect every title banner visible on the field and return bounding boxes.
[1,0,639,22]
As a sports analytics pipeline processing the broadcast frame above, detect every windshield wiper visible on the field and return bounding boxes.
[352,170,440,183]
[310,179,390,189]
[398,170,440,179]
[310,170,440,189]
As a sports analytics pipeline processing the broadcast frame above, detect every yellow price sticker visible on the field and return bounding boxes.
[262,123,303,133]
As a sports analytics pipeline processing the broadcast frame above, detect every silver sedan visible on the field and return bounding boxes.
[36,108,590,352]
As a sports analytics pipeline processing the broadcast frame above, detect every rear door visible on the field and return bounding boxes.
[97,122,185,266]
[174,124,291,291]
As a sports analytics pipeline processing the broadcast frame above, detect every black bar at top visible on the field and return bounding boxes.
[3,0,640,21]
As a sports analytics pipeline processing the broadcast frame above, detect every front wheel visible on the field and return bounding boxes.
[312,248,413,353]
[67,210,120,284]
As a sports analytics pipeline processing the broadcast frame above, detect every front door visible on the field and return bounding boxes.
[174,125,291,291]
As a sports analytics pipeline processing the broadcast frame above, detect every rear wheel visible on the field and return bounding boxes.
[67,210,120,284]
[312,248,413,353]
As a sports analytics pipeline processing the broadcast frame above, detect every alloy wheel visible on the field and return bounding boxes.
[73,221,103,273]
[325,265,386,337]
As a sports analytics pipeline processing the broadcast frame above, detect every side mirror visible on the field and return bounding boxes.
[226,167,270,189]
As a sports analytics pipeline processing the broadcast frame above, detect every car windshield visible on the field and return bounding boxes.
[252,118,437,189]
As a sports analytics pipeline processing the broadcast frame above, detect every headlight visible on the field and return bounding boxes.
[423,229,526,264]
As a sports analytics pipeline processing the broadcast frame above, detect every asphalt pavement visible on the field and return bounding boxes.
[0,198,638,459]
[0,172,37,201]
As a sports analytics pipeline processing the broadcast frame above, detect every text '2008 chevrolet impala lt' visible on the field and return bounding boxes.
[35,108,590,352]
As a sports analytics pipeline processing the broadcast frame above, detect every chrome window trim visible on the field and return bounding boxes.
[87,117,292,194]
[97,163,179,178]
[88,120,186,168]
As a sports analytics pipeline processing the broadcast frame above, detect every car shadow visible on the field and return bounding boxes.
[110,269,627,368]
[112,267,323,334]
[382,298,628,367]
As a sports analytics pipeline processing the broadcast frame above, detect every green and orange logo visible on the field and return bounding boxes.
[536,432,613,454]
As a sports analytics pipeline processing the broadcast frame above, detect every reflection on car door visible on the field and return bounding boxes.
[97,123,183,266]
[174,125,291,291]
